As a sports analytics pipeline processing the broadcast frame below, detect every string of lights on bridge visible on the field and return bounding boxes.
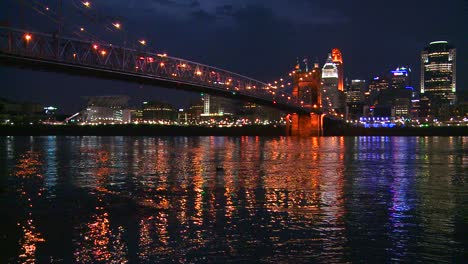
[10,0,310,108]
[19,1,293,86]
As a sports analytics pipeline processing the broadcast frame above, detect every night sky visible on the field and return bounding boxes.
[1,0,466,113]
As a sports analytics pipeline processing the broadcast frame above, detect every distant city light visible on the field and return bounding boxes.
[112,23,121,29]
[139,40,146,45]
[24,34,32,41]
[82,1,90,7]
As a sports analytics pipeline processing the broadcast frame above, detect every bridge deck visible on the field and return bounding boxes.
[0,27,317,114]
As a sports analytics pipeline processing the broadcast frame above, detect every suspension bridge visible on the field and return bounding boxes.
[0,0,328,135]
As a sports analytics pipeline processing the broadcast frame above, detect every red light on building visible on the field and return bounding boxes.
[331,48,343,64]
[331,48,344,92]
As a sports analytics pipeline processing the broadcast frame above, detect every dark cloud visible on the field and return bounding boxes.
[189,0,200,8]
[190,9,217,22]
[105,0,348,26]
[215,4,234,16]
[150,0,178,6]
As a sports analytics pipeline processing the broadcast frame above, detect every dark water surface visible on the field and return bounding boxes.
[0,136,466,263]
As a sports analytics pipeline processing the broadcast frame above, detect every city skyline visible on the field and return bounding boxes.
[0,0,466,113]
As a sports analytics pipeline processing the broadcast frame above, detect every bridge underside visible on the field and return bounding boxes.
[286,113,324,136]
[0,53,311,114]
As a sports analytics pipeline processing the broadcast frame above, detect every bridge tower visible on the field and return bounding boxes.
[287,59,324,136]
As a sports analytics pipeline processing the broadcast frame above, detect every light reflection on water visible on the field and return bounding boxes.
[0,136,466,263]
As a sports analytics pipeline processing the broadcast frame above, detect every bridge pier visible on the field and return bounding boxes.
[286,113,324,137]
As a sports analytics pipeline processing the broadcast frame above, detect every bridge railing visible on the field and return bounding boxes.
[0,27,308,111]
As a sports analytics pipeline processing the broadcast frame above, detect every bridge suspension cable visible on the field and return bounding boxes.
[1,2,310,112]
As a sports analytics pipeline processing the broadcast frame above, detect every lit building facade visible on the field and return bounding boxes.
[368,76,389,106]
[331,48,344,92]
[377,87,413,119]
[421,41,456,119]
[142,101,177,122]
[187,100,204,123]
[83,96,131,124]
[346,79,367,120]
[321,52,345,115]
[201,93,236,120]
[322,54,339,114]
[369,77,389,93]
[239,102,284,123]
[391,67,411,89]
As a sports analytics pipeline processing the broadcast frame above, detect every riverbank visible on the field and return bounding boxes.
[0,124,466,136]
[327,125,467,136]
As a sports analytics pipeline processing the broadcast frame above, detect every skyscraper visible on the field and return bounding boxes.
[421,41,456,118]
[391,66,411,89]
[201,93,237,120]
[331,48,344,92]
[346,80,367,120]
[322,54,340,114]
[322,51,345,115]
[368,76,389,106]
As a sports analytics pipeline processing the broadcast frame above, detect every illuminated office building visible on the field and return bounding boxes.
[322,52,345,115]
[391,66,411,89]
[322,54,339,113]
[201,93,236,120]
[83,96,131,124]
[142,101,177,122]
[421,41,456,118]
[331,48,344,92]
[346,79,367,120]
[368,76,389,105]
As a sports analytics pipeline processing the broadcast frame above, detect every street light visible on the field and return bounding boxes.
[112,23,121,29]
[24,34,32,41]
[138,40,146,45]
[82,1,90,7]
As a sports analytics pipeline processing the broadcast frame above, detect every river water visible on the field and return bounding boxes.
[0,136,466,263]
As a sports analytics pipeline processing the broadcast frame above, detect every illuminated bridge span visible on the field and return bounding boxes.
[0,27,314,114]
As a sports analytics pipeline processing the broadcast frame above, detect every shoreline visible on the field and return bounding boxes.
[0,125,466,136]
[328,126,467,136]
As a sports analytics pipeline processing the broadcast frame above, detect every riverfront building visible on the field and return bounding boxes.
[421,41,456,119]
